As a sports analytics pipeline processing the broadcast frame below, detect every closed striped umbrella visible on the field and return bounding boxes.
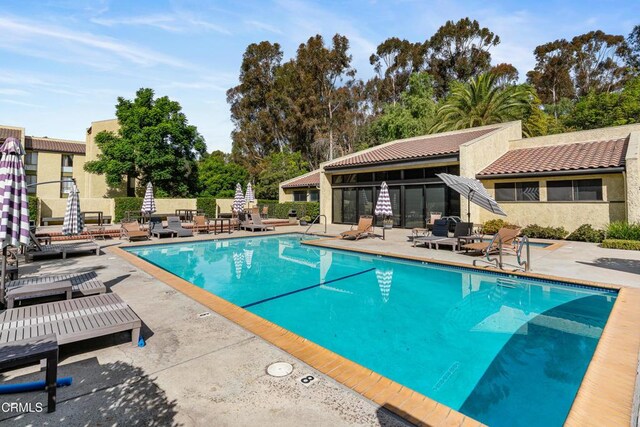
[232,183,245,213]
[141,182,156,215]
[436,173,506,222]
[245,183,255,205]
[62,183,84,235]
[0,137,30,300]
[374,181,393,217]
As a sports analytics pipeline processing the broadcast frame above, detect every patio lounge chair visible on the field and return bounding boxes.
[250,214,275,231]
[193,215,211,234]
[120,220,149,241]
[0,293,141,346]
[462,227,521,254]
[4,271,107,309]
[432,222,474,251]
[149,216,177,239]
[167,216,193,237]
[411,212,442,240]
[340,216,374,240]
[26,238,100,262]
[413,219,449,248]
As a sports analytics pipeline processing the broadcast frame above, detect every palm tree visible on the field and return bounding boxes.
[431,73,542,136]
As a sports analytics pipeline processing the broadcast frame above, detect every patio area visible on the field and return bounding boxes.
[2,225,640,425]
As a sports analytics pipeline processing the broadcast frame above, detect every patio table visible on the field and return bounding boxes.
[210,218,232,235]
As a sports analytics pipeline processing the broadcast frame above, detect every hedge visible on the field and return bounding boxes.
[114,197,143,223]
[481,219,520,234]
[601,239,640,251]
[521,224,568,240]
[196,197,217,218]
[257,201,320,220]
[566,224,605,243]
[28,196,38,223]
[606,221,640,241]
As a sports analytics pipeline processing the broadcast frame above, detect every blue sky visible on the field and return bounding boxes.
[1,0,638,152]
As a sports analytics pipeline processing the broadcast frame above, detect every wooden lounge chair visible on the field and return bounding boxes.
[432,222,474,251]
[261,206,269,219]
[341,216,374,240]
[120,220,149,241]
[411,212,442,239]
[0,293,142,346]
[413,219,449,248]
[462,227,521,254]
[193,215,211,234]
[167,216,193,237]
[4,271,107,308]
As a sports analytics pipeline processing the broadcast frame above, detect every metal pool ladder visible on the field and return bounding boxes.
[473,234,531,272]
[304,215,327,235]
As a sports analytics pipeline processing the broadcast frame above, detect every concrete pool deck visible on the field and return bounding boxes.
[2,226,640,426]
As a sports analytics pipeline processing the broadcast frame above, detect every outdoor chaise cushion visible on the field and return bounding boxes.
[413,219,450,248]
[0,293,141,346]
[462,227,521,254]
[120,221,149,241]
[432,222,474,251]
[193,215,211,234]
[341,216,374,240]
[167,216,193,237]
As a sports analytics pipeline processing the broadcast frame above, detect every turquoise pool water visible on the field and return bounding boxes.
[126,234,616,426]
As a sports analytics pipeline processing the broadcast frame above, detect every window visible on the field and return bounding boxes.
[26,174,37,194]
[60,177,74,196]
[547,179,602,201]
[495,182,540,201]
[404,168,424,180]
[293,190,307,202]
[61,155,73,168]
[309,190,319,202]
[25,152,38,165]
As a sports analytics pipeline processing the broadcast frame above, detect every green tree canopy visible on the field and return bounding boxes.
[367,72,437,144]
[432,73,541,136]
[85,88,206,197]
[564,76,640,130]
[255,151,309,200]
[198,151,249,198]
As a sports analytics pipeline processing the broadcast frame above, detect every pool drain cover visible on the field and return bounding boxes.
[267,362,293,377]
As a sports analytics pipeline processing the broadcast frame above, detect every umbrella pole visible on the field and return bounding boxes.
[1,246,6,303]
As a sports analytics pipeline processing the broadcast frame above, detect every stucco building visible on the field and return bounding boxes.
[280,121,640,231]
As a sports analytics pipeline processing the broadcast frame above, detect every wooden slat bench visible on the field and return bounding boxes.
[0,334,58,412]
[0,293,141,346]
[5,280,72,309]
[6,272,106,300]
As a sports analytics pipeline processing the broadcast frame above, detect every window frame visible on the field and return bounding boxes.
[494,181,540,202]
[547,178,603,202]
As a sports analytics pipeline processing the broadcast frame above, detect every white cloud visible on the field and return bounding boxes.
[245,20,284,35]
[0,88,29,96]
[0,16,191,69]
[91,12,231,35]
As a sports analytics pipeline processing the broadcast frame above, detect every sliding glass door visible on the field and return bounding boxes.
[404,186,425,228]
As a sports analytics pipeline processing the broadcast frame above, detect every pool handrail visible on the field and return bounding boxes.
[304,214,327,235]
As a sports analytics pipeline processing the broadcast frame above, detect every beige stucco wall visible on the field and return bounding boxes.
[509,123,640,149]
[279,188,318,202]
[626,131,640,223]
[40,198,115,220]
[479,173,626,230]
[459,121,522,223]
[35,152,63,199]
[216,198,234,214]
[155,198,197,213]
[84,118,126,198]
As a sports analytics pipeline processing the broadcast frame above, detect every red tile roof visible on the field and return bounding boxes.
[282,170,320,188]
[0,127,22,140]
[25,136,86,154]
[477,138,628,177]
[324,127,498,169]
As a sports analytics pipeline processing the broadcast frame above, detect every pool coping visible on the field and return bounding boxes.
[110,232,640,427]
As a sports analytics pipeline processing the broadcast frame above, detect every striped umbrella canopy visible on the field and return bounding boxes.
[62,183,84,235]
[0,137,30,300]
[141,182,157,215]
[232,183,245,213]
[245,183,255,205]
[436,173,506,222]
[374,181,393,217]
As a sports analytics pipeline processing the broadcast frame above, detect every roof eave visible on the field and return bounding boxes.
[476,166,625,179]
[324,154,459,172]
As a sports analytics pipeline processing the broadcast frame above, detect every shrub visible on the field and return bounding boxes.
[606,221,640,241]
[28,196,39,223]
[601,239,640,250]
[114,197,143,223]
[481,219,519,234]
[196,197,217,218]
[258,202,320,219]
[521,224,568,240]
[566,224,605,243]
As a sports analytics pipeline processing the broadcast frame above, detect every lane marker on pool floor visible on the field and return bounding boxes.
[241,268,376,309]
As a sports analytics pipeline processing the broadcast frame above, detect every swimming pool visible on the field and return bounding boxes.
[126,234,616,426]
